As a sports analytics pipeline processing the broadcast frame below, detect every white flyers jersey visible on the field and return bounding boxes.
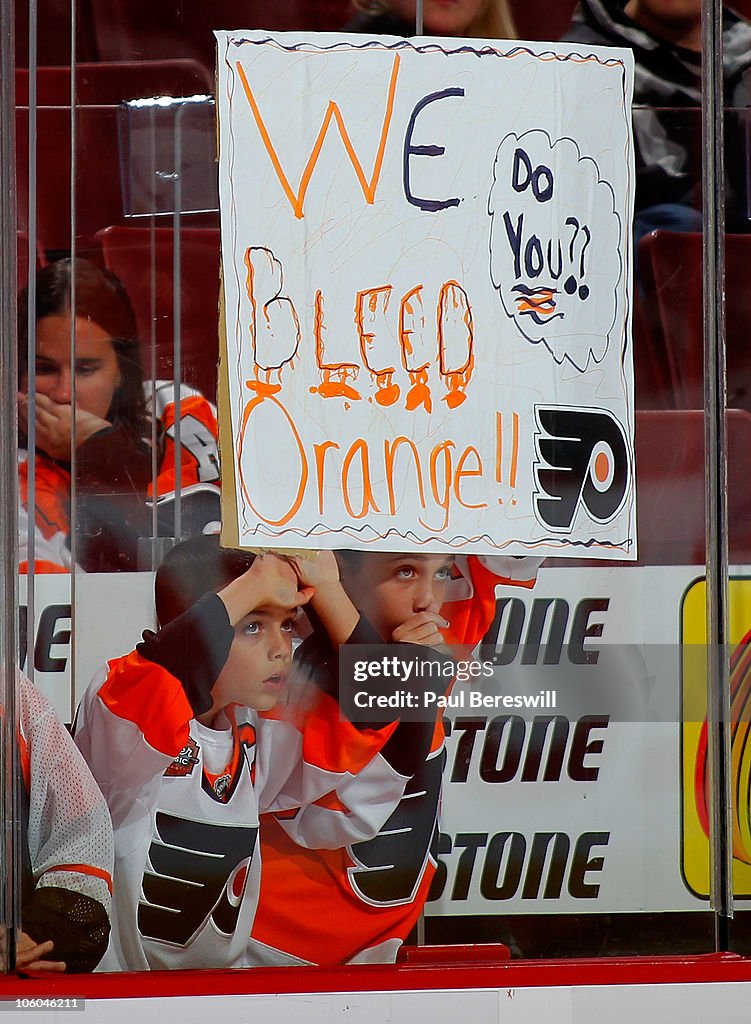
[75,650,407,972]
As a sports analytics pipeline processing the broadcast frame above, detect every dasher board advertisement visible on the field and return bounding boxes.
[428,565,699,917]
[215,32,636,559]
[25,565,726,916]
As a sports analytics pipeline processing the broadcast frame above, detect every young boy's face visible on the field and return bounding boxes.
[209,604,296,714]
[339,553,454,641]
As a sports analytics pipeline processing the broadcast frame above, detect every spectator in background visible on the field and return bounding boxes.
[17,258,221,574]
[346,0,517,37]
[562,1,751,235]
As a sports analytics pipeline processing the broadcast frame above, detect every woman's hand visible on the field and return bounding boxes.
[18,392,110,460]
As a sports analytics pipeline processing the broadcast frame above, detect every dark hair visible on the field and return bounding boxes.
[334,549,364,574]
[18,257,148,440]
[155,535,257,627]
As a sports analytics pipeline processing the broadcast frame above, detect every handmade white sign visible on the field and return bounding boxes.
[216,32,635,558]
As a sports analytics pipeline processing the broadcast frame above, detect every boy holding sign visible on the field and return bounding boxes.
[251,550,537,965]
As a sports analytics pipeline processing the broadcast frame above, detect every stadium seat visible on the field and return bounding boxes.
[632,285,672,409]
[634,409,751,565]
[16,104,124,255]
[87,0,353,72]
[638,231,751,413]
[96,224,221,401]
[509,0,579,41]
[16,96,217,256]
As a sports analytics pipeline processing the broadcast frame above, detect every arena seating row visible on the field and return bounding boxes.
[21,220,751,567]
[18,217,751,565]
[15,1,580,70]
[21,220,751,417]
[16,0,353,69]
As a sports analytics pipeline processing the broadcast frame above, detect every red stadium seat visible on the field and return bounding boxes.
[16,59,212,106]
[634,409,751,565]
[632,284,672,409]
[16,96,217,256]
[509,0,579,41]
[16,232,46,293]
[16,104,124,255]
[96,224,221,401]
[87,0,353,72]
[638,231,751,413]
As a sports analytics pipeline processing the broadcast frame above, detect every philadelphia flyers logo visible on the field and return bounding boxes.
[138,812,257,945]
[533,406,629,531]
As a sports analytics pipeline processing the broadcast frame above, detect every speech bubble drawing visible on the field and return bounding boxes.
[488,130,622,372]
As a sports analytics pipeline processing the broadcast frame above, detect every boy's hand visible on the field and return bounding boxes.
[290,551,358,646]
[391,611,449,648]
[219,554,313,626]
[250,554,315,608]
[289,550,340,591]
[15,933,65,973]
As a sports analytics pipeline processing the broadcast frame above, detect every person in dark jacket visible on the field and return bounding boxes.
[562,0,751,232]
[346,0,517,38]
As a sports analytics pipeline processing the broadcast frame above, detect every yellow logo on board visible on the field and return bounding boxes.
[681,577,751,897]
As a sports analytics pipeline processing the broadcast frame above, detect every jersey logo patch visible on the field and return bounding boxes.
[212,773,232,801]
[165,739,200,777]
[200,727,256,804]
[139,812,258,945]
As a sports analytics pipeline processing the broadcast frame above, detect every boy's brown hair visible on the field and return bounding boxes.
[155,535,255,627]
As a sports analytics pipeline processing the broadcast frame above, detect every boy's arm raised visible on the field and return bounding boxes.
[73,594,234,823]
[75,555,312,816]
[290,551,358,646]
[218,553,312,626]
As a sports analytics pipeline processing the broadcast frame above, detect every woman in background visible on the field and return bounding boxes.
[18,258,221,573]
[346,0,517,38]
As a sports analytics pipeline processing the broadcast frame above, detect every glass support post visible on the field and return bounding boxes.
[702,0,733,950]
[0,0,19,974]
